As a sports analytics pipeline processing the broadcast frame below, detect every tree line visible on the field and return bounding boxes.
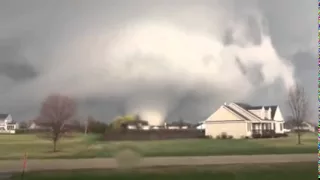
[26,83,310,152]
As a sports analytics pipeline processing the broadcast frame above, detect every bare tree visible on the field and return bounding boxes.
[36,94,76,152]
[287,84,309,145]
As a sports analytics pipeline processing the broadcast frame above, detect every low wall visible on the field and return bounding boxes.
[0,130,16,134]
[14,129,50,134]
[104,129,206,141]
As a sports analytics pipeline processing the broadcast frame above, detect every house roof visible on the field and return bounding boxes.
[234,103,252,110]
[224,105,249,120]
[234,103,278,120]
[0,114,9,120]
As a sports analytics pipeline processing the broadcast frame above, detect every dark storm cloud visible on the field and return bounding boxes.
[235,57,264,86]
[222,28,234,46]
[235,57,247,75]
[257,0,316,57]
[223,15,263,46]
[0,0,315,123]
[0,37,38,81]
[245,16,262,45]
[291,51,315,70]
[0,62,37,81]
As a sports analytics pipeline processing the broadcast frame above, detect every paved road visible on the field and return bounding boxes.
[0,154,316,173]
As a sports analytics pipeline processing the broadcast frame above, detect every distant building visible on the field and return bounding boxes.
[196,121,205,130]
[0,114,19,134]
[284,121,316,133]
[164,121,191,130]
[125,119,193,131]
[29,122,43,129]
[125,120,150,130]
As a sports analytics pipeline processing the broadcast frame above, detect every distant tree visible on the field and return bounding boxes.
[36,94,76,152]
[287,84,309,145]
[111,115,135,129]
[87,116,108,134]
[111,114,148,131]
[69,118,83,132]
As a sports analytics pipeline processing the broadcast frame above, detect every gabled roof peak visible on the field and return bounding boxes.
[0,114,10,120]
[231,103,278,120]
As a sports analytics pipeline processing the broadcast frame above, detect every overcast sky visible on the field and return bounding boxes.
[0,0,316,125]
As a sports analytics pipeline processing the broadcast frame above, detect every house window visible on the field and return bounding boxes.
[7,125,14,130]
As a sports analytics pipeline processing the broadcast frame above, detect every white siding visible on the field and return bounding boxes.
[273,107,284,134]
[261,107,265,119]
[267,108,272,120]
[205,121,248,139]
[6,115,13,122]
[274,107,284,121]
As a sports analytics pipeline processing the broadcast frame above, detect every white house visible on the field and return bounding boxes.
[290,121,316,133]
[125,120,152,130]
[29,122,43,129]
[204,102,285,139]
[196,121,205,130]
[126,121,190,130]
[0,114,19,134]
[127,124,151,130]
[164,121,190,130]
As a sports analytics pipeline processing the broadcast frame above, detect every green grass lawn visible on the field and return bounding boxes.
[12,162,316,180]
[0,132,316,159]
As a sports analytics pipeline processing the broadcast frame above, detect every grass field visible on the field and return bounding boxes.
[0,133,316,159]
[12,162,316,180]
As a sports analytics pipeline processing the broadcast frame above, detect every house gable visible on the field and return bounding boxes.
[205,106,243,122]
[274,106,284,121]
[0,114,9,121]
[5,114,12,122]
[0,114,12,125]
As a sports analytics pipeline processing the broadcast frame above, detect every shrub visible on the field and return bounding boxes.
[227,135,233,139]
[240,135,249,139]
[276,133,289,138]
[252,133,261,138]
[274,133,289,138]
[220,132,228,139]
[261,133,272,138]
[216,135,221,139]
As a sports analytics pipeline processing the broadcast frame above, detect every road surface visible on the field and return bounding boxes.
[0,154,316,173]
